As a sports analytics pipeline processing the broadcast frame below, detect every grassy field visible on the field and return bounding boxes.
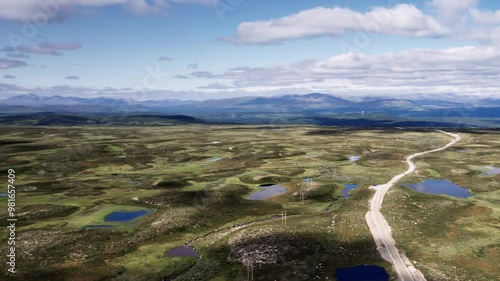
[0,126,497,280]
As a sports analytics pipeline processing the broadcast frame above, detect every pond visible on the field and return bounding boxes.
[105,210,150,222]
[336,265,389,281]
[247,184,287,200]
[342,184,359,198]
[166,246,201,263]
[404,180,474,198]
[0,193,8,197]
[349,155,361,163]
[480,166,500,176]
[166,246,199,258]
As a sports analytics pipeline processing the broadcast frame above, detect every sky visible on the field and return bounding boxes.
[0,0,499,101]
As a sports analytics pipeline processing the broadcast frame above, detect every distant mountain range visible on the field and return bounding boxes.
[1,93,498,115]
[0,93,499,127]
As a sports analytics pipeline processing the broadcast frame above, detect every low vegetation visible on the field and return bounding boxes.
[0,126,497,280]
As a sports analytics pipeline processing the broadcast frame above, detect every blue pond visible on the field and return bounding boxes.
[480,166,500,176]
[247,184,287,200]
[336,265,389,281]
[105,210,149,222]
[342,184,359,198]
[0,193,8,197]
[404,180,473,198]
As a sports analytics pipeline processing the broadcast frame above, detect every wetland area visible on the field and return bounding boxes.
[0,126,498,281]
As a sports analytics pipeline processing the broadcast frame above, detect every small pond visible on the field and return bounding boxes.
[166,246,199,258]
[0,193,8,197]
[480,166,500,176]
[247,184,287,200]
[404,180,473,198]
[105,210,150,222]
[349,155,361,163]
[166,246,201,263]
[342,184,359,198]
[336,265,389,281]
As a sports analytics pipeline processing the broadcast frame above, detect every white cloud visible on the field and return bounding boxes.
[225,4,449,44]
[429,0,478,11]
[191,45,500,98]
[428,0,478,23]
[470,9,500,24]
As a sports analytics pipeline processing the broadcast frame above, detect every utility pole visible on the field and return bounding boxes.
[246,261,254,280]
[281,211,287,225]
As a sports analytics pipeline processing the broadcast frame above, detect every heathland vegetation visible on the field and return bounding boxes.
[0,126,497,280]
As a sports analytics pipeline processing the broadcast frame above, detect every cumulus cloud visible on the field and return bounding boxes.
[2,42,81,56]
[429,0,478,11]
[428,0,478,22]
[192,45,500,98]
[225,4,449,44]
[65,75,80,80]
[0,58,27,69]
[4,74,16,79]
[470,9,500,24]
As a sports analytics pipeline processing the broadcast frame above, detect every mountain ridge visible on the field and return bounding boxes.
[1,93,499,119]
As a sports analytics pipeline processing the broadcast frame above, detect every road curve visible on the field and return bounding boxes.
[365,130,461,281]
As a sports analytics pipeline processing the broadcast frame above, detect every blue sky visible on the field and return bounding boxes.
[0,0,499,100]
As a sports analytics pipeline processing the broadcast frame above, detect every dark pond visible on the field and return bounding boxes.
[247,184,287,200]
[404,180,474,198]
[105,210,150,222]
[336,265,389,281]
[166,246,199,258]
[84,225,113,229]
[0,193,8,197]
[342,184,359,198]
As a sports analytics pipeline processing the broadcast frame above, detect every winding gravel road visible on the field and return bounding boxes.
[365,130,461,281]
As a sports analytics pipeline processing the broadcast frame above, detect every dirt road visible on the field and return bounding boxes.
[366,130,461,281]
